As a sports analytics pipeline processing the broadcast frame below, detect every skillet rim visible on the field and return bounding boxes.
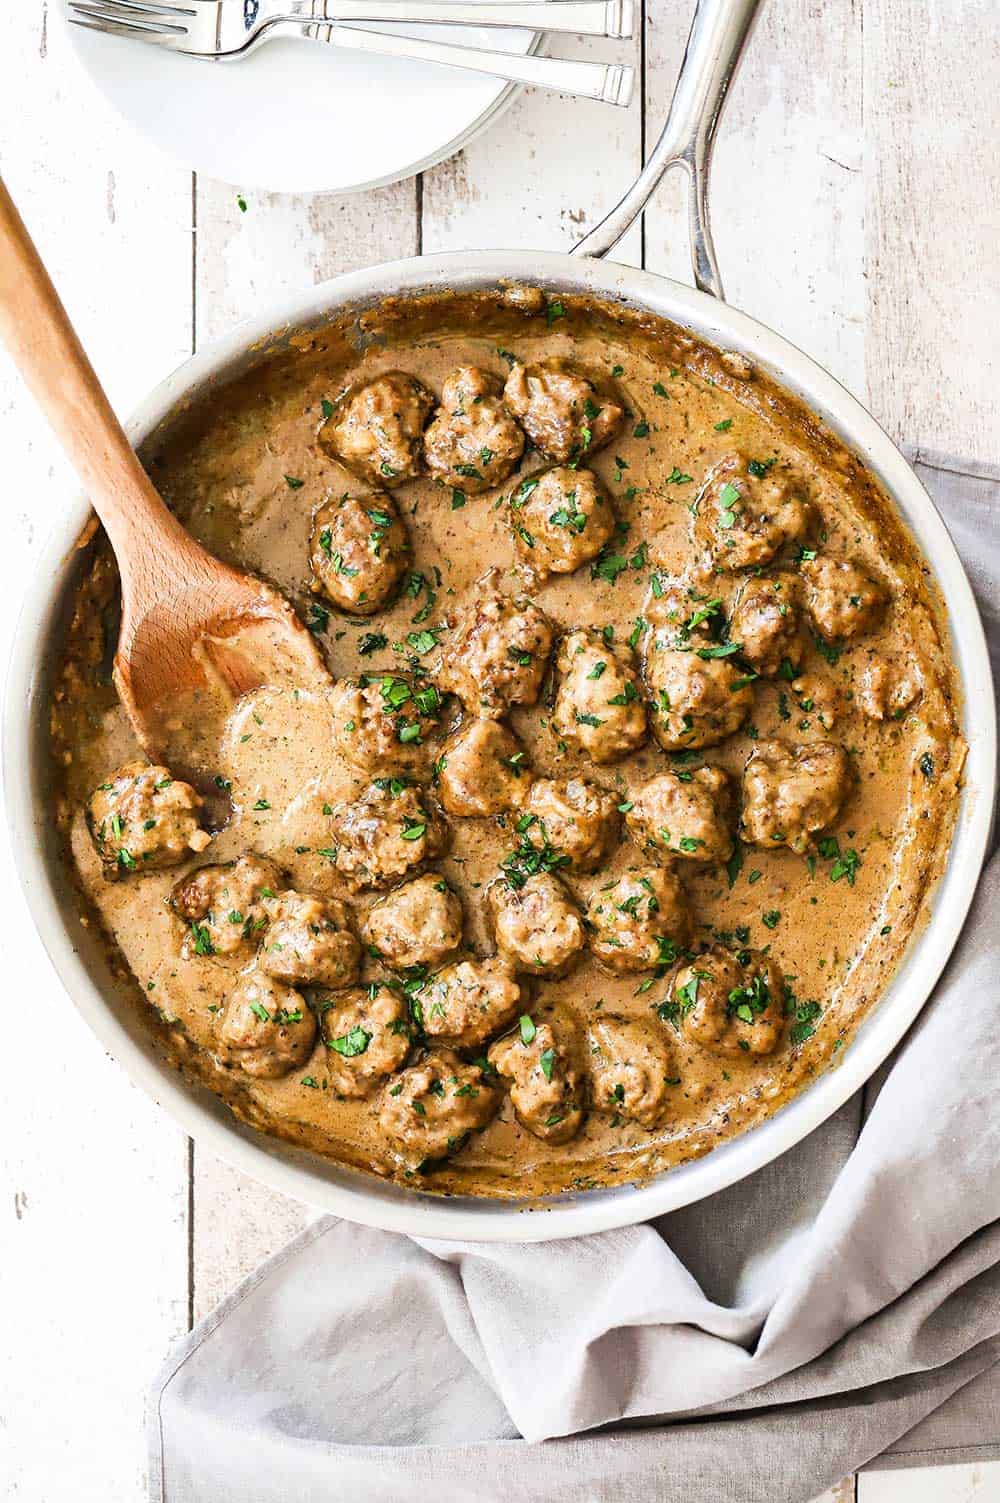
[5,249,994,1241]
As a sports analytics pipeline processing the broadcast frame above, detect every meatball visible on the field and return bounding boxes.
[487,873,585,977]
[438,577,554,719]
[801,556,888,644]
[672,945,784,1057]
[586,1015,674,1129]
[509,466,616,579]
[741,739,852,854]
[328,782,448,890]
[856,653,922,722]
[625,767,735,865]
[259,891,361,989]
[729,574,804,677]
[488,1005,587,1144]
[309,492,409,616]
[361,873,463,970]
[329,674,443,779]
[693,453,815,571]
[171,852,283,958]
[88,762,208,877]
[423,366,525,495]
[320,983,411,1098]
[378,1050,500,1167]
[586,867,691,974]
[217,971,316,1080]
[643,625,754,751]
[503,358,624,463]
[522,776,619,874]
[418,956,523,1049]
[552,627,647,764]
[436,718,530,818]
[319,370,434,488]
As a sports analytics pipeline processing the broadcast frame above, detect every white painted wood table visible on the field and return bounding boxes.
[1,3,998,1499]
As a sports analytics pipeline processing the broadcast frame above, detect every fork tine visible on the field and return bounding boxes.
[75,0,196,15]
[68,3,189,33]
[67,15,187,42]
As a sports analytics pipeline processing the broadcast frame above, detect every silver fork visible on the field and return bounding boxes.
[69,0,634,40]
[68,0,635,106]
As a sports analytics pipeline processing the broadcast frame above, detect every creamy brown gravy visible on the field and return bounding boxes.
[50,289,963,1199]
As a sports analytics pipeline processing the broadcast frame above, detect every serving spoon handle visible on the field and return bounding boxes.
[0,176,200,599]
[0,175,326,787]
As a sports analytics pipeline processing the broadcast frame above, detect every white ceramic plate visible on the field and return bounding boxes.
[60,3,537,193]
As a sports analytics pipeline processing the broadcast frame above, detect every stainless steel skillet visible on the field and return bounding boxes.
[5,0,994,1241]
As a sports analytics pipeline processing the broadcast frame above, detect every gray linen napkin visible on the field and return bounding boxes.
[149,452,1000,1503]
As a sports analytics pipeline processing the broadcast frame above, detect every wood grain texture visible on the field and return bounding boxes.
[859,1462,1000,1500]
[863,0,1000,464]
[421,35,643,262]
[0,8,193,1503]
[644,0,865,392]
[1,1,998,1498]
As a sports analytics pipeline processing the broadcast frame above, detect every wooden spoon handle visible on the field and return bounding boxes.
[0,175,189,565]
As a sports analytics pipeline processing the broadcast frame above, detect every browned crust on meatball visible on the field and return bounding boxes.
[488,1005,587,1144]
[424,366,525,495]
[309,492,410,616]
[319,371,434,488]
[378,1049,501,1166]
[320,983,411,1098]
[503,359,624,464]
[552,626,647,764]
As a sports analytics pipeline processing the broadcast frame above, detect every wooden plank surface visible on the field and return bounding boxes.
[0,8,193,1503]
[1,0,998,1497]
[863,0,1000,464]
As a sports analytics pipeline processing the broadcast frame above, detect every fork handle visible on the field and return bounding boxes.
[304,23,634,103]
[305,0,633,37]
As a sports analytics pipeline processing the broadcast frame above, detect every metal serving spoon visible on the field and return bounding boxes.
[0,176,329,792]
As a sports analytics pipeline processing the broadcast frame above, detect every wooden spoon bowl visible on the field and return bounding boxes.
[0,176,329,793]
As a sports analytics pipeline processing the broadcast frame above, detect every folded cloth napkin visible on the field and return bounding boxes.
[149,452,1000,1503]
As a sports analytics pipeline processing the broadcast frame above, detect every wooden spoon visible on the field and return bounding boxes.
[0,177,328,792]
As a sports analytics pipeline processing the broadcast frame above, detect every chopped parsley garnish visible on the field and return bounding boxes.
[830,847,862,886]
[590,548,630,586]
[328,1026,371,1058]
[358,631,389,656]
[789,1001,822,1045]
[306,603,330,635]
[190,922,214,956]
[406,628,441,655]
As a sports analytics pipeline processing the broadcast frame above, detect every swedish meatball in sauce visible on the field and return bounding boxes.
[52,288,962,1200]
